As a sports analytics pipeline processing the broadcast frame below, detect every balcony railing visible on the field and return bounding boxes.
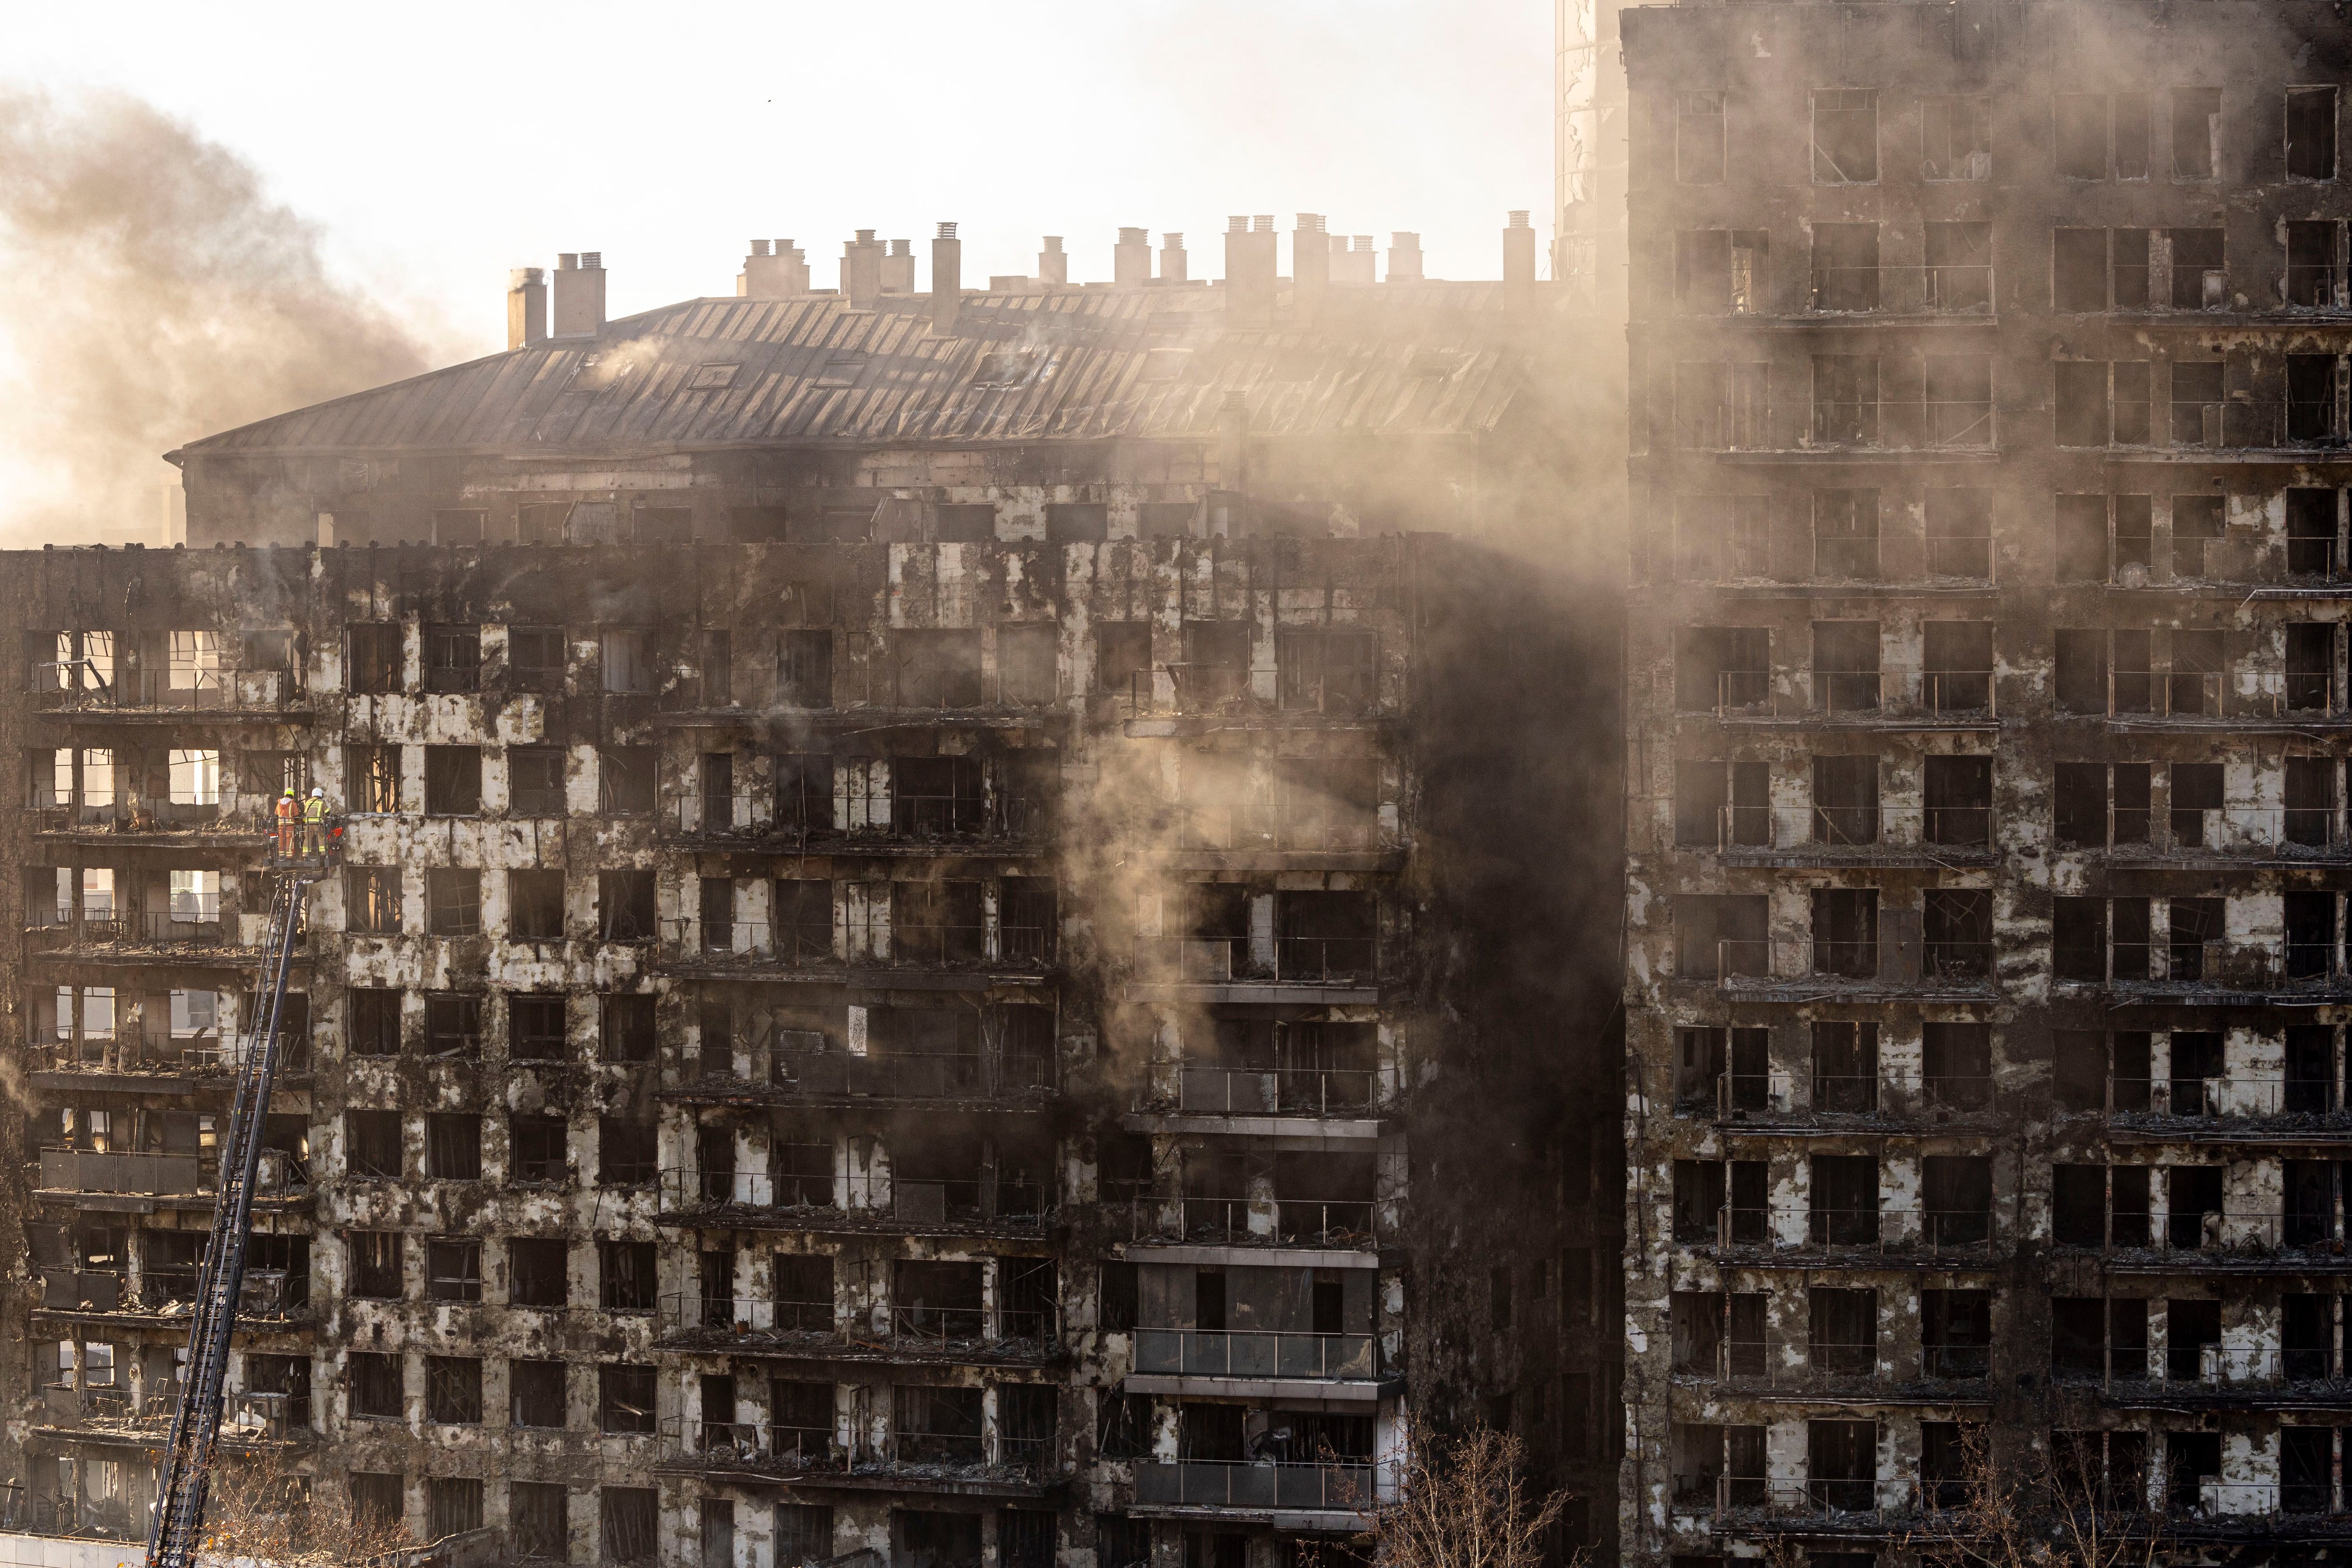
[2056,1209,2352,1258]
[1703,803,1994,853]
[1685,1066,1995,1119]
[2063,807,2348,857]
[1176,804,1383,854]
[2052,1345,2345,1390]
[1689,939,1997,987]
[27,665,303,711]
[2076,1075,2345,1119]
[656,1290,1058,1345]
[664,794,1049,845]
[32,1031,241,1074]
[1168,1067,1382,1117]
[1695,1204,1995,1258]
[767,1049,1055,1101]
[1134,937,1381,985]
[36,1146,309,1202]
[659,918,1053,969]
[659,1170,1054,1228]
[1133,1460,1380,1512]
[1133,1329,1379,1381]
[1701,670,1996,720]
[2055,939,2313,991]
[660,1416,841,1470]
[1120,1196,1379,1249]
[1804,263,1996,316]
[26,906,271,954]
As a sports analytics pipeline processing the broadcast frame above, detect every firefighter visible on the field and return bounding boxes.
[302,786,329,855]
[274,787,298,857]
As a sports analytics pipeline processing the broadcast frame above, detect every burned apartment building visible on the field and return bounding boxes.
[0,221,1624,1568]
[1621,0,2352,1563]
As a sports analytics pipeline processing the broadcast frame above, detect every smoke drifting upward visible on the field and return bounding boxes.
[0,87,453,546]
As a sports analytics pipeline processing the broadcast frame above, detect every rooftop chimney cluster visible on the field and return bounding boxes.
[509,213,1542,349]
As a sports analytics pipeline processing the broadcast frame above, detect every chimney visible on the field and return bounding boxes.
[1114,227,1152,285]
[881,239,915,294]
[1387,232,1424,283]
[1503,211,1536,304]
[1224,215,1277,325]
[1333,235,1376,284]
[1039,237,1068,286]
[1160,233,1187,283]
[931,223,963,333]
[507,267,546,350]
[1217,389,1249,493]
[1292,214,1329,320]
[740,239,811,299]
[842,231,883,308]
[551,252,606,336]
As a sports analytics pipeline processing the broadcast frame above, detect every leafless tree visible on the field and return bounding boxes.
[1342,1425,1580,1568]
[1902,1417,2173,1568]
[192,1448,419,1567]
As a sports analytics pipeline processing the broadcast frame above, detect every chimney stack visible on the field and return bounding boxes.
[1333,236,1376,284]
[551,252,606,336]
[931,223,963,333]
[1293,214,1329,320]
[1387,233,1424,283]
[1114,227,1152,285]
[507,267,547,350]
[1502,211,1536,304]
[740,239,811,299]
[881,239,915,294]
[1038,238,1068,286]
[843,231,883,308]
[1224,215,1277,325]
[1160,233,1187,283]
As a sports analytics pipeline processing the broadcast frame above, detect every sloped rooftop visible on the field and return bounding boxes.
[180,282,1570,458]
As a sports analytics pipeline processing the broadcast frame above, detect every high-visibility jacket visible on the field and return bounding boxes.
[302,796,326,824]
[275,797,298,824]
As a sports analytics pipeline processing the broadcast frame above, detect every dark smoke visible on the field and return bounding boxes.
[0,87,455,546]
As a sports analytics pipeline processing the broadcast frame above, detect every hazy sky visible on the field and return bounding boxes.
[10,0,1553,353]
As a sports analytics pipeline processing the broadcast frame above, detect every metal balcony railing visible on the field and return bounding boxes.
[660,918,1053,968]
[1804,263,1995,316]
[1133,1460,1380,1512]
[1805,397,1996,451]
[1169,1067,1382,1117]
[2056,939,2305,990]
[1702,670,1997,719]
[664,793,1050,844]
[1120,1196,1379,1249]
[1689,939,1997,987]
[769,1049,1055,1100]
[1134,936,1381,985]
[2081,1075,2344,1118]
[2057,1209,2352,1258]
[1694,1204,1995,1257]
[658,1170,1054,1227]
[1705,803,1995,853]
[1133,1329,1379,1381]
[35,1146,310,1202]
[660,1416,841,1469]
[1176,803,1382,854]
[24,666,303,711]
[659,1291,837,1336]
[31,1031,240,1073]
[1685,1066,1995,1118]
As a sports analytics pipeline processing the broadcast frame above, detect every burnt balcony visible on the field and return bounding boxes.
[660,789,1051,851]
[767,1048,1054,1104]
[1120,1196,1381,1251]
[1132,1460,1380,1521]
[1133,1329,1380,1383]
[656,1290,1060,1361]
[658,1416,842,1475]
[35,1146,310,1208]
[1692,1202,1998,1264]
[28,1029,258,1083]
[659,1169,1055,1235]
[658,917,1055,975]
[26,901,293,962]
[24,664,310,719]
[1135,937,1382,987]
[1156,1067,1386,1120]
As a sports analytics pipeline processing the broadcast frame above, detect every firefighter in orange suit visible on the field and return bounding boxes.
[275,788,298,857]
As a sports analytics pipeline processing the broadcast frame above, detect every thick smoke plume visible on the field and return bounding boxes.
[0,87,454,546]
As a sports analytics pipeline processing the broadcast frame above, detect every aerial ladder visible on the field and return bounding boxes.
[145,838,330,1568]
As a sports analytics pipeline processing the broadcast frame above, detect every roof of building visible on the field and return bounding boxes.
[180,282,1573,458]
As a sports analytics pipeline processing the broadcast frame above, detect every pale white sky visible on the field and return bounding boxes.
[11,0,1554,355]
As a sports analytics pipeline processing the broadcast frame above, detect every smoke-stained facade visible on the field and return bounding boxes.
[1621,2,2352,1562]
[0,246,1625,1568]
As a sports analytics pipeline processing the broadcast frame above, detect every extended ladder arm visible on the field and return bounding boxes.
[146,869,313,1568]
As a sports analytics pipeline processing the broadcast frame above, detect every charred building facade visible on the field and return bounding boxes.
[0,226,1624,1568]
[1621,2,2352,1563]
